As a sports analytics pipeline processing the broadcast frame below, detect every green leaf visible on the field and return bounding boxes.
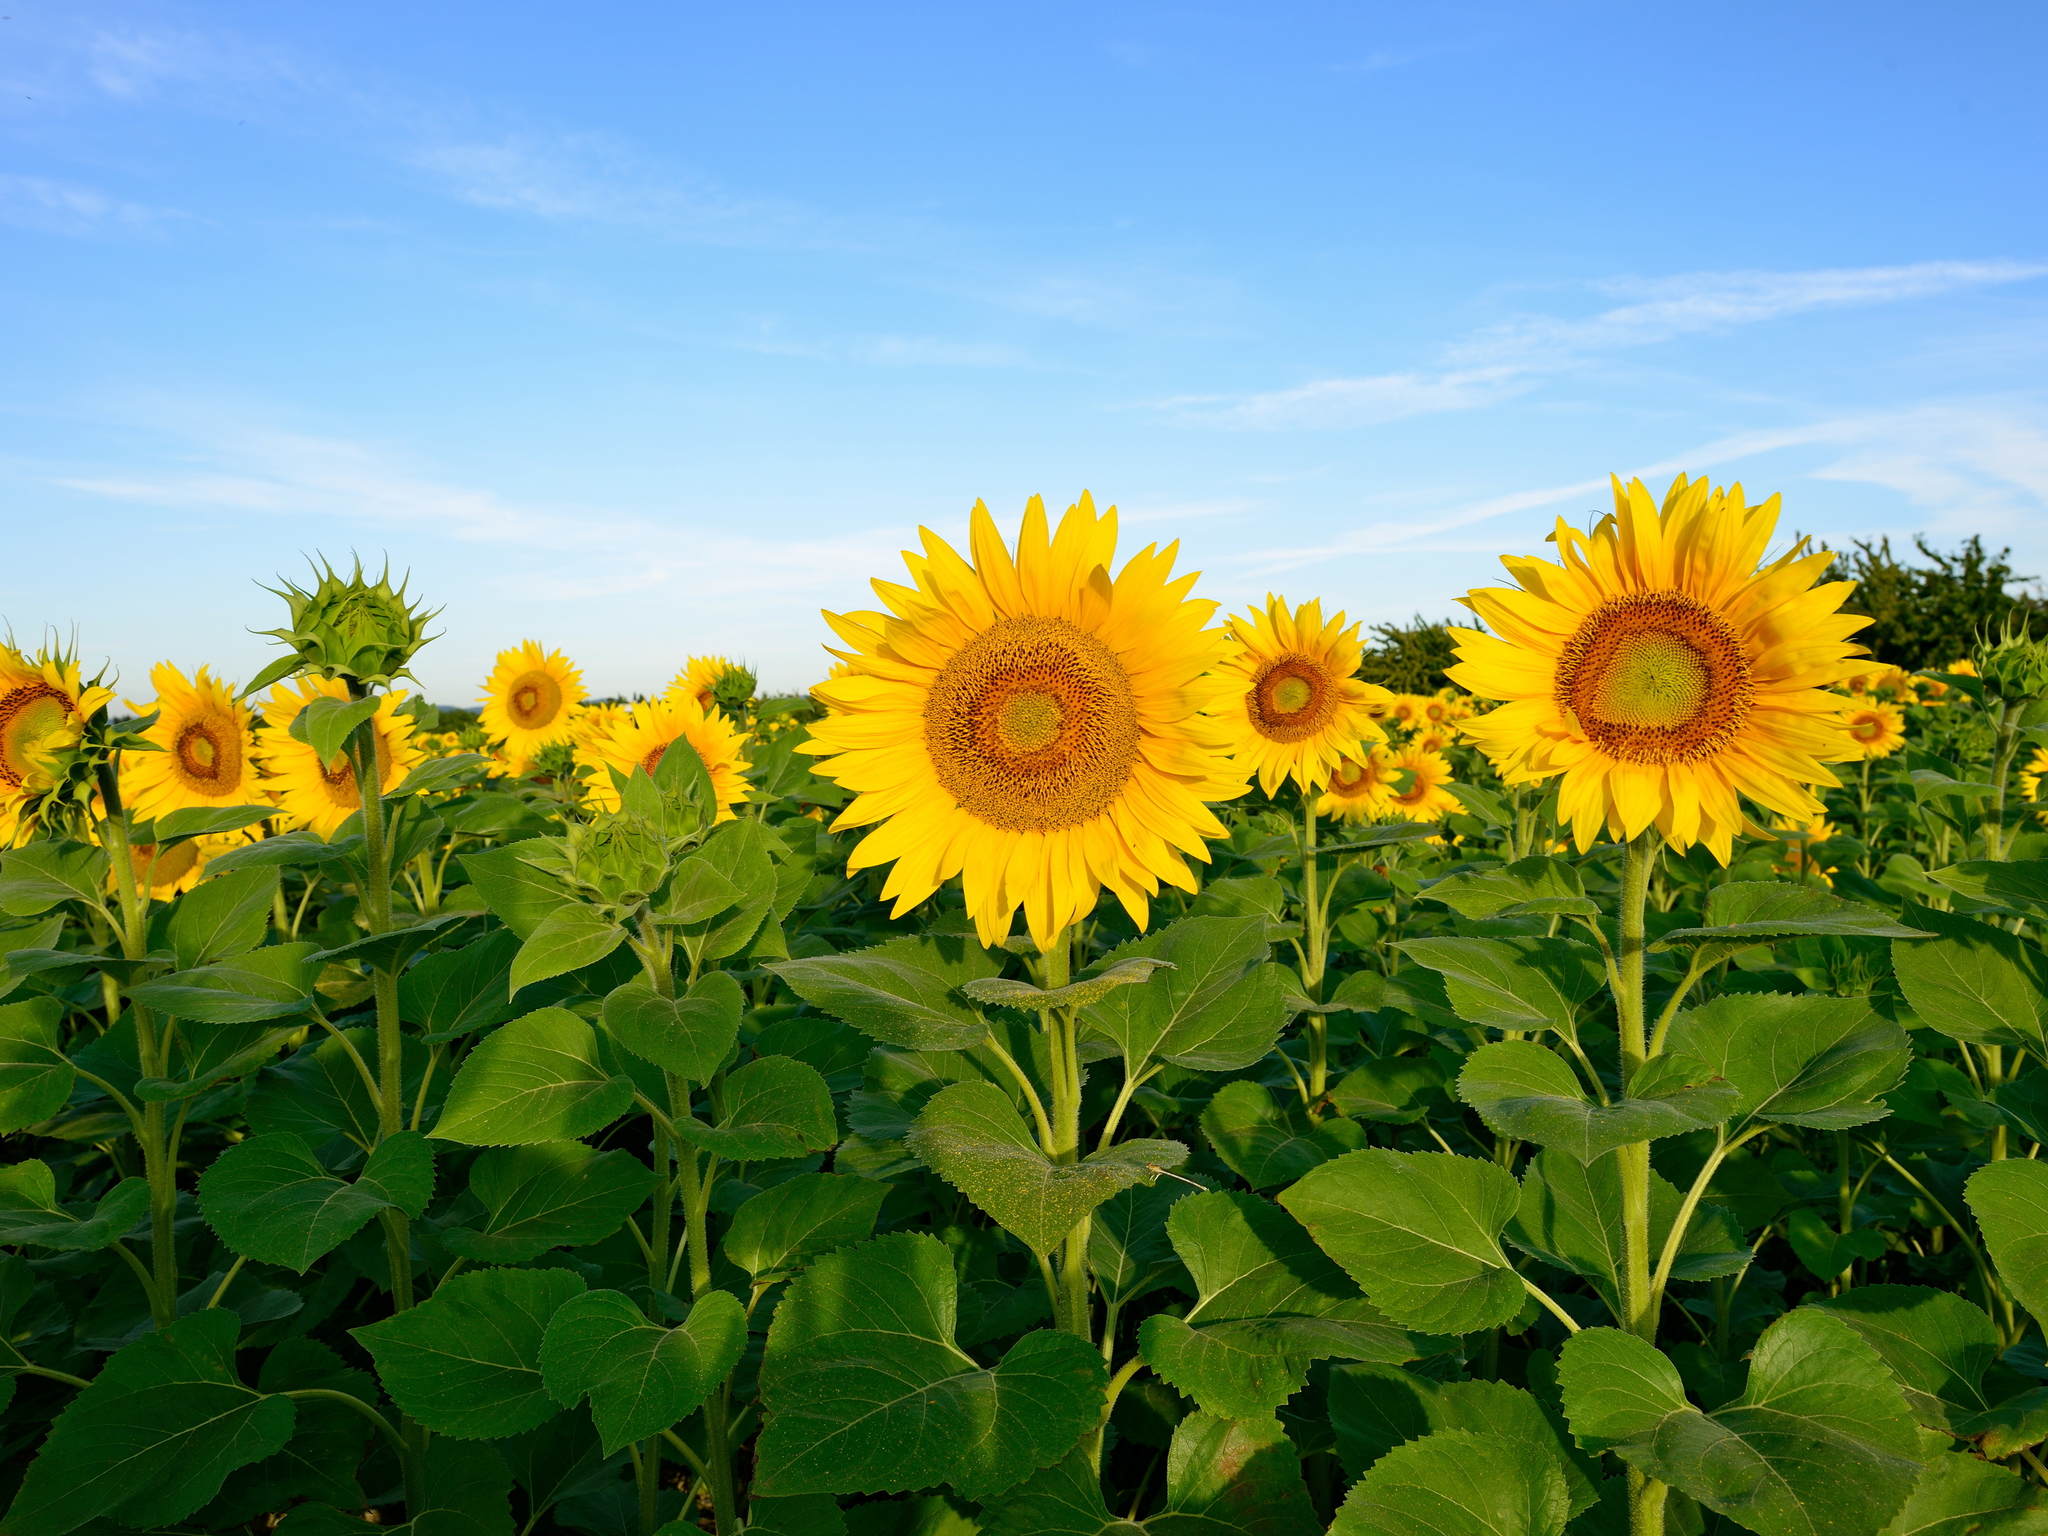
[1879,1450,2048,1536]
[962,954,1174,1012]
[389,752,490,799]
[3,1310,296,1536]
[432,1007,634,1146]
[1393,936,1603,1033]
[1332,1056,1447,1125]
[1967,1159,2048,1327]
[1279,1149,1524,1334]
[906,1079,1185,1254]
[1785,1209,1889,1281]
[199,1130,435,1271]
[770,935,1000,1051]
[600,970,742,1079]
[540,1287,746,1454]
[654,854,745,925]
[440,1142,653,1264]
[353,1266,587,1439]
[1893,904,2048,1052]
[755,1231,1106,1499]
[1664,991,1910,1129]
[0,1161,148,1250]
[1084,915,1291,1073]
[1806,1286,2005,1437]
[1328,1365,1596,1515]
[672,1054,838,1160]
[0,841,109,917]
[1201,1078,1366,1189]
[1423,857,1599,921]
[0,996,73,1132]
[1558,1311,1923,1536]
[1457,1041,1738,1160]
[293,693,381,764]
[1329,1428,1568,1536]
[402,930,522,1041]
[1651,881,1924,965]
[508,903,627,994]
[130,941,320,1024]
[203,828,357,875]
[988,1412,1322,1536]
[150,803,276,843]
[166,863,278,967]
[310,911,473,971]
[460,842,575,939]
[1138,1191,1443,1417]
[1926,859,2048,919]
[724,1172,889,1281]
[1509,1147,1749,1312]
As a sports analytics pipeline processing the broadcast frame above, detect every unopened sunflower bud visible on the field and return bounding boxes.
[256,559,439,693]
[1975,616,2048,704]
[710,662,758,715]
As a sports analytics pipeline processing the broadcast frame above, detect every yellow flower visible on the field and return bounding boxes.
[1385,694,1428,730]
[479,641,585,762]
[1380,745,1461,821]
[2021,746,2048,807]
[120,664,263,820]
[570,701,628,747]
[1412,724,1457,754]
[1449,473,1868,861]
[1875,665,1919,704]
[255,677,424,839]
[1209,595,1392,796]
[574,694,751,819]
[0,644,115,845]
[803,492,1244,950]
[1315,747,1402,824]
[1840,702,1907,759]
[1949,657,1978,677]
[667,655,740,712]
[1839,665,1882,696]
[1765,812,1836,885]
[117,830,258,899]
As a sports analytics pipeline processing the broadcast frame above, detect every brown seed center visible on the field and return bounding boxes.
[1555,591,1754,763]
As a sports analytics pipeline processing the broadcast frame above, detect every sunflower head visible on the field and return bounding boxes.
[1450,473,1869,861]
[669,655,757,718]
[1314,746,1401,824]
[1210,595,1394,797]
[255,676,423,839]
[2022,746,2048,808]
[256,558,439,692]
[480,641,585,760]
[573,694,751,824]
[0,642,119,844]
[1840,702,1907,760]
[803,492,1244,950]
[121,663,262,820]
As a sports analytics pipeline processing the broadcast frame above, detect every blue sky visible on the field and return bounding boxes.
[4,2,2046,704]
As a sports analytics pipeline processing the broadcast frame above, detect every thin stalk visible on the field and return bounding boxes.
[1041,934,1093,1340]
[1986,700,2024,860]
[1613,834,1664,1536]
[1300,798,1331,1106]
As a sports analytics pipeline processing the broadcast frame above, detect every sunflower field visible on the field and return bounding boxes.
[7,476,2048,1536]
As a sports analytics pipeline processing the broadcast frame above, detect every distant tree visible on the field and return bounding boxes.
[1358,614,1461,694]
[1826,535,2046,668]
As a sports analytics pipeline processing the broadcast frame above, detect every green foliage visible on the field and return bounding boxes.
[1826,535,2046,669]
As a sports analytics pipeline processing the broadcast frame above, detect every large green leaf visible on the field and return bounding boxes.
[1879,1450,2047,1536]
[1663,992,1909,1129]
[540,1287,746,1454]
[672,1054,838,1160]
[440,1142,654,1264]
[1138,1191,1442,1417]
[402,930,522,1041]
[724,1172,889,1281]
[1278,1149,1524,1334]
[1328,1365,1596,1515]
[1925,859,2048,921]
[0,1161,148,1250]
[4,1310,296,1536]
[986,1412,1322,1536]
[353,1266,587,1439]
[906,1080,1185,1254]
[1558,1311,1923,1536]
[755,1232,1106,1499]
[1892,904,2048,1052]
[1652,882,1923,966]
[459,842,575,939]
[600,970,742,1080]
[1967,1159,2048,1327]
[1392,936,1603,1033]
[508,903,628,994]
[130,941,320,1024]
[1457,1041,1738,1160]
[0,840,109,916]
[1201,1078,1365,1189]
[1329,1428,1569,1536]
[769,935,999,1051]
[0,996,73,1132]
[1083,915,1290,1072]
[432,1006,634,1146]
[1422,857,1598,921]
[199,1130,435,1272]
[1807,1286,2042,1447]
[167,864,279,968]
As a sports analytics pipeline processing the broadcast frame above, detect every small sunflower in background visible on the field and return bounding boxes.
[1315,747,1401,824]
[667,655,753,716]
[1412,723,1458,754]
[0,643,115,845]
[574,694,751,820]
[804,492,1243,950]
[1211,596,1392,796]
[1765,812,1838,885]
[1875,664,1920,703]
[1840,701,1907,759]
[120,664,263,820]
[480,641,584,769]
[2021,746,2048,812]
[1384,694,1427,731]
[115,830,256,899]
[1379,744,1460,822]
[1451,473,1867,861]
[255,676,424,838]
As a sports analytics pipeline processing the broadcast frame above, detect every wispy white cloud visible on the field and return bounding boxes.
[736,325,1032,368]
[0,173,180,236]
[1166,259,2048,431]
[81,25,299,99]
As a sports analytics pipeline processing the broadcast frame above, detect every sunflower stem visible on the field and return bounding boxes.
[1614,834,1665,1536]
[1300,796,1331,1111]
[1041,932,1094,1341]
[1986,698,2024,861]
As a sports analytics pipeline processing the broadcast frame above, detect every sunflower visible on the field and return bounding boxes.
[1839,665,1883,696]
[1379,745,1460,821]
[1948,657,1978,677]
[1874,664,1919,704]
[1449,473,1868,861]
[1315,747,1401,824]
[574,694,751,819]
[255,677,424,839]
[120,664,262,820]
[117,830,256,899]
[2021,746,2048,808]
[1209,596,1392,796]
[803,492,1244,950]
[1840,702,1907,759]
[1385,694,1427,731]
[667,655,742,713]
[1765,812,1837,885]
[479,642,584,764]
[1,644,115,845]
